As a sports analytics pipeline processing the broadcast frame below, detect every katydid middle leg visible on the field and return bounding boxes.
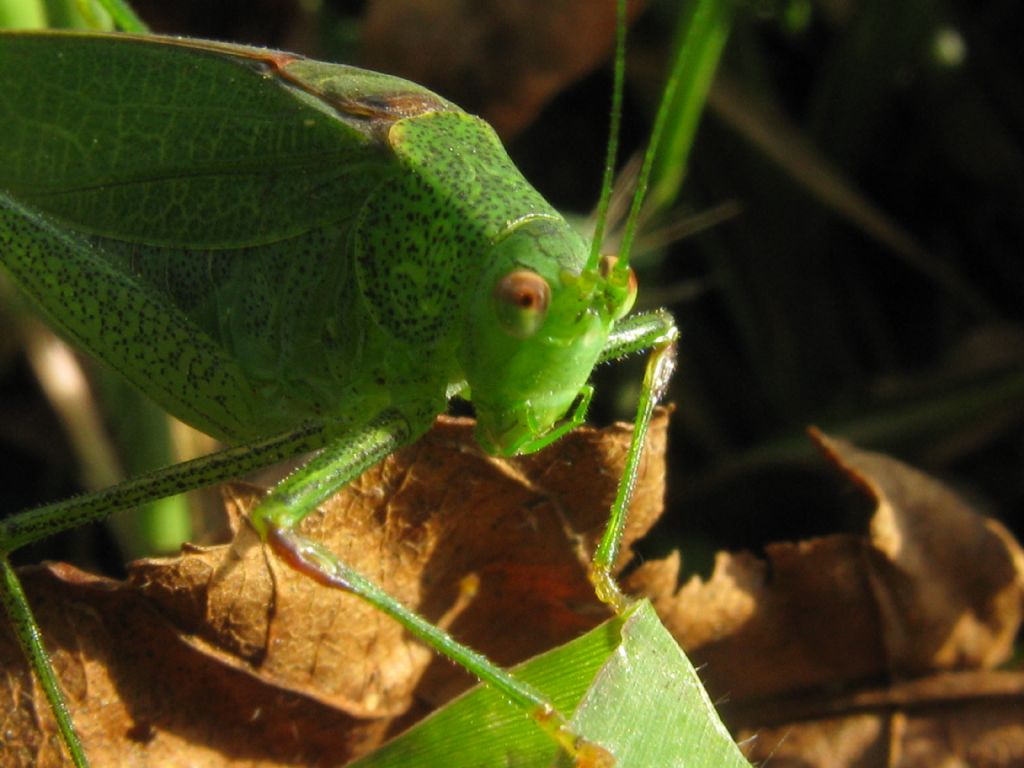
[1,411,609,765]
[246,410,616,765]
[249,310,678,761]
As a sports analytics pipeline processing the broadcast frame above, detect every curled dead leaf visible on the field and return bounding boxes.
[814,429,1024,673]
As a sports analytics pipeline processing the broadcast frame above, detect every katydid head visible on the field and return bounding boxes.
[461,0,649,458]
[463,217,636,457]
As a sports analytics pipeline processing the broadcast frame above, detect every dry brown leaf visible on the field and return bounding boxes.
[815,429,1024,674]
[361,0,649,137]
[629,429,1024,698]
[0,412,667,766]
[629,537,889,698]
[626,429,1024,767]
[1,564,389,768]
[737,671,1024,767]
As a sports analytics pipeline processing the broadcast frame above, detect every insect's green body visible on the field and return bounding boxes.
[0,33,626,455]
[0,20,688,767]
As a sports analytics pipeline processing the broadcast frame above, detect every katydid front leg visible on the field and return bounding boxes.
[592,310,679,609]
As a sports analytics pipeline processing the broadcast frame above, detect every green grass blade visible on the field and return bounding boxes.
[4,0,122,31]
[349,616,623,767]
[646,0,736,213]
[620,0,736,264]
[93,0,145,32]
[98,372,195,558]
[0,0,46,27]
[353,601,750,767]
[562,601,749,767]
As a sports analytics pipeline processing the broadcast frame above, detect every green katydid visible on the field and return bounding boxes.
[0,3,704,765]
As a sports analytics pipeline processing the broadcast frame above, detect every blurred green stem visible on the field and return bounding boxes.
[647,0,736,213]
[0,0,46,27]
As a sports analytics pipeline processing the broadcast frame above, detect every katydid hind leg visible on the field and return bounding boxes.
[0,423,334,768]
[1,558,90,767]
[591,309,679,609]
[0,412,422,768]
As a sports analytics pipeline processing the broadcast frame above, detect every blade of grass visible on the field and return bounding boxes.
[353,602,750,768]
[646,0,737,215]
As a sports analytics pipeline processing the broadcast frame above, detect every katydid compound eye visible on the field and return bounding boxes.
[493,270,550,338]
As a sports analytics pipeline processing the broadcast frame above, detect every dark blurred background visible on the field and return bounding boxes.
[2,0,1022,585]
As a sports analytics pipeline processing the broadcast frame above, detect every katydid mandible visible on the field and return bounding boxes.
[0,15,679,768]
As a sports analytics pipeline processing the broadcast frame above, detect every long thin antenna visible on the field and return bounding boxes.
[586,0,628,272]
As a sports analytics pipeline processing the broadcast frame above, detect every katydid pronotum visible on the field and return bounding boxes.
[0,5,697,766]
